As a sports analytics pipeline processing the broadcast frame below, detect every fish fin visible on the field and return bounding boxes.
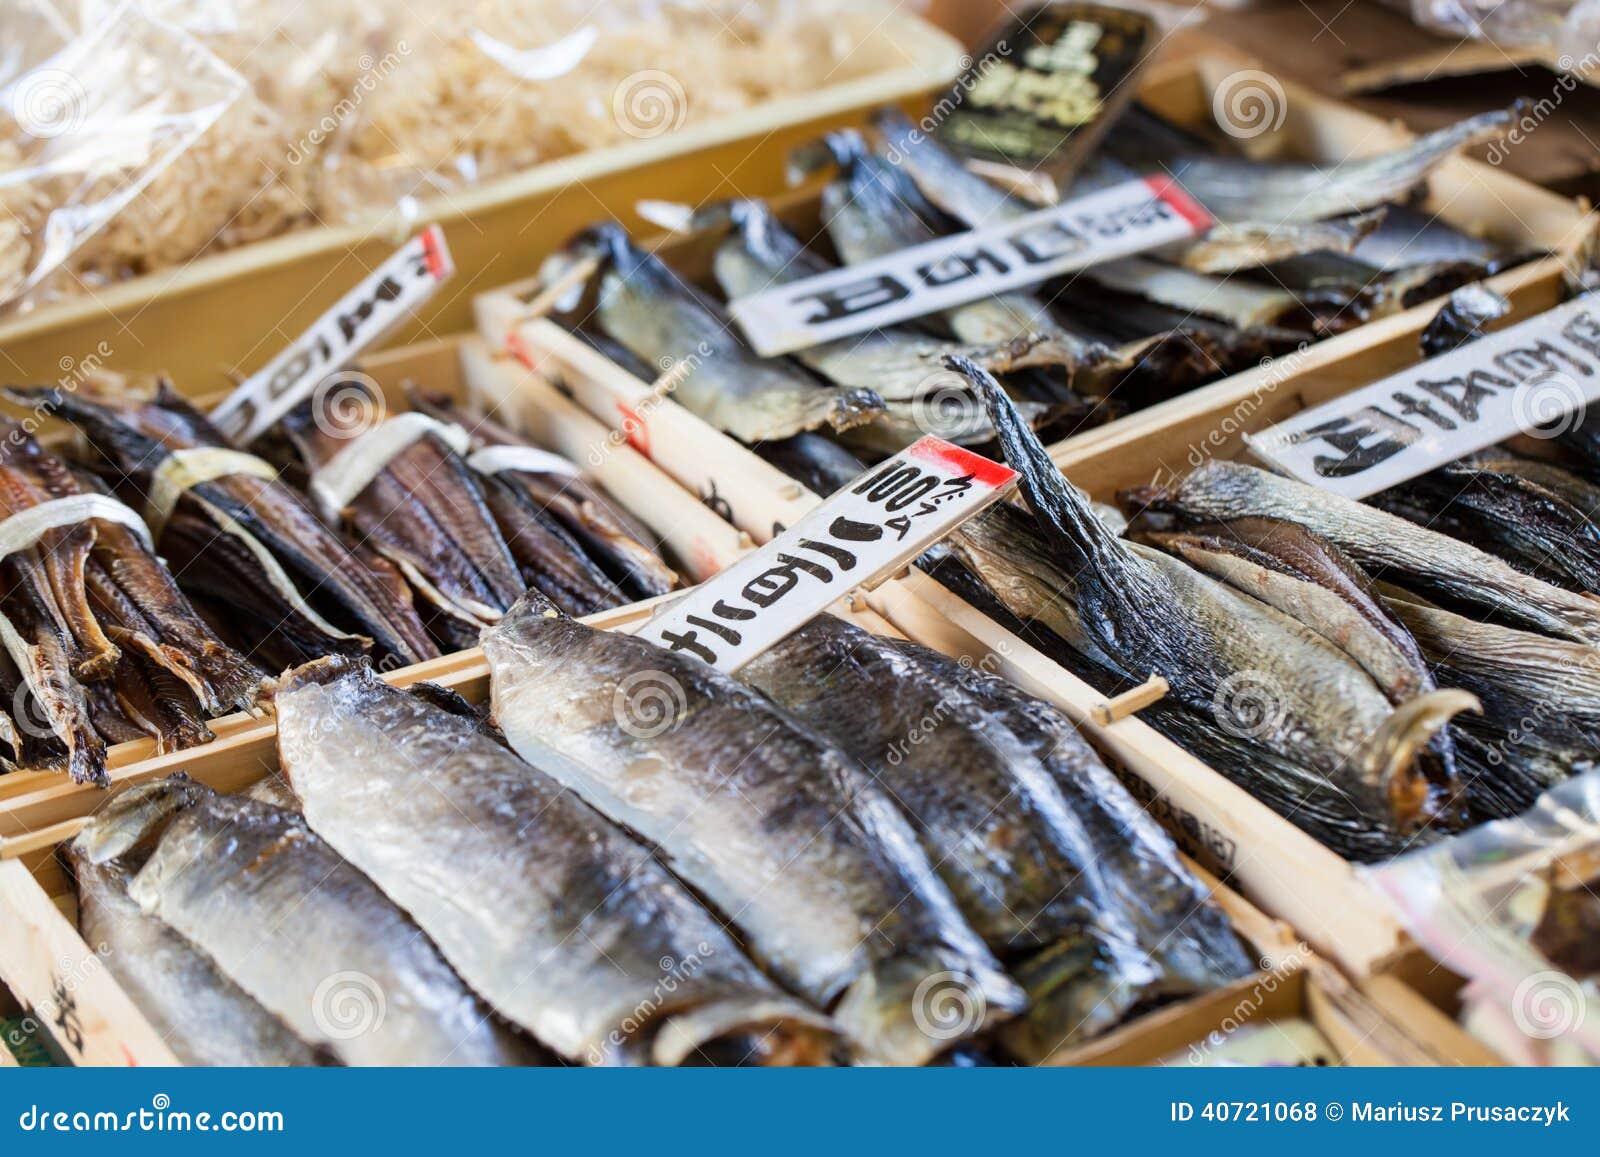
[256,655,372,707]
[997,933,1160,1064]
[785,130,867,185]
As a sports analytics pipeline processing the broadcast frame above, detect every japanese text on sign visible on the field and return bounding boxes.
[211,227,453,445]
[1246,296,1600,498]
[727,177,1210,357]
[634,437,1017,671]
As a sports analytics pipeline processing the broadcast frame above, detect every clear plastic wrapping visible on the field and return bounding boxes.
[1,0,889,314]
[1388,0,1600,68]
[1365,771,1600,1065]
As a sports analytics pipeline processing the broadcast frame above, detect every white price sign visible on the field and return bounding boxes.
[211,227,454,445]
[1247,295,1600,499]
[727,176,1213,357]
[635,437,1017,671]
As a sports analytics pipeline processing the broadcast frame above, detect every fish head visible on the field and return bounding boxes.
[66,773,206,868]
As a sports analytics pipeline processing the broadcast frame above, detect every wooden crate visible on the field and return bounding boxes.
[0,333,743,840]
[0,592,1421,1067]
[469,47,1579,979]
[0,8,962,391]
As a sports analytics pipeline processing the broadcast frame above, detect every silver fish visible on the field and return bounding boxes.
[483,592,1025,1065]
[1134,459,1600,645]
[67,779,323,1067]
[560,224,884,442]
[742,614,1159,1047]
[126,777,538,1066]
[272,658,841,1067]
[1106,103,1518,222]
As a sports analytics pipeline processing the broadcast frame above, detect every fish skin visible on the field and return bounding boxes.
[1137,517,1433,705]
[568,224,885,442]
[19,383,439,669]
[1418,284,1511,356]
[280,394,524,651]
[1105,103,1519,223]
[755,433,866,497]
[125,777,539,1067]
[475,473,630,616]
[272,658,841,1067]
[1132,459,1600,646]
[65,788,323,1067]
[1374,456,1600,596]
[408,389,677,601]
[742,614,1159,1048]
[482,593,1025,1065]
[948,358,1473,855]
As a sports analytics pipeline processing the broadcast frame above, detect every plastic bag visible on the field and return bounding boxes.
[1364,770,1600,1064]
[1391,0,1600,70]
[0,1,245,311]
[2,0,879,315]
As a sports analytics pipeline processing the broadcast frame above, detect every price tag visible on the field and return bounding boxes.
[1246,295,1600,498]
[210,227,453,444]
[634,437,1017,671]
[727,176,1209,357]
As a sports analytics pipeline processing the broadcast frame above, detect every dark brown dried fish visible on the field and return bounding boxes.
[19,383,439,670]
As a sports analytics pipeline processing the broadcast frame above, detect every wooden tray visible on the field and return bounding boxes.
[0,593,1417,1067]
[0,332,743,839]
[0,8,962,391]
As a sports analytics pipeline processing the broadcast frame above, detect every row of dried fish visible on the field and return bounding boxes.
[0,377,678,783]
[936,314,1600,861]
[68,594,1254,1066]
[537,100,1530,498]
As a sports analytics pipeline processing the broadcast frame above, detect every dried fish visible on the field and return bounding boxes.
[21,383,439,669]
[755,433,867,497]
[66,780,324,1066]
[948,357,1475,859]
[278,385,524,652]
[1419,284,1512,356]
[743,615,1160,1047]
[273,658,840,1066]
[555,223,885,442]
[408,388,677,601]
[796,131,1112,377]
[1104,103,1517,223]
[1373,454,1600,596]
[483,591,1024,1065]
[123,774,539,1066]
[1132,459,1600,646]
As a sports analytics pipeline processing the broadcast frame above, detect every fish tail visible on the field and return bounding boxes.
[651,996,841,1067]
[786,130,867,185]
[1359,688,1480,833]
[998,933,1160,1064]
[826,388,887,433]
[831,949,1025,1066]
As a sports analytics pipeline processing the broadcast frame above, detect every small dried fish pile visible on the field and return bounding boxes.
[484,588,1253,1063]
[67,774,541,1066]
[272,377,675,651]
[0,420,259,784]
[23,381,439,672]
